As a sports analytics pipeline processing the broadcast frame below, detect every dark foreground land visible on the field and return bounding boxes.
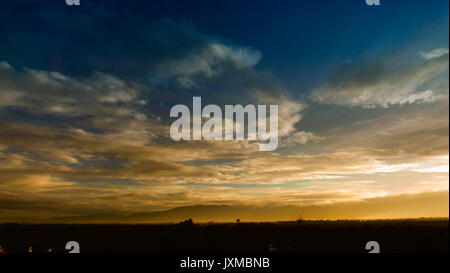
[0,219,448,253]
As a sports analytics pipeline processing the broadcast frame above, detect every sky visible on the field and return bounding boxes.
[0,0,448,222]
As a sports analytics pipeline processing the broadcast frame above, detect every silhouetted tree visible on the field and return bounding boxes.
[180,218,195,226]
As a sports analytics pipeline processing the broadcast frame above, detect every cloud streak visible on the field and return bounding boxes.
[310,51,448,108]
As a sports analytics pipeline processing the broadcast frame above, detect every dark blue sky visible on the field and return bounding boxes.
[0,0,448,94]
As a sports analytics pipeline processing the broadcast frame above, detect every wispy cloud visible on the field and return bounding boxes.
[310,50,448,108]
[420,48,450,60]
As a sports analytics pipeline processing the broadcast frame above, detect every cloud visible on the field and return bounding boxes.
[0,89,23,107]
[0,61,12,70]
[252,91,306,137]
[310,52,449,108]
[0,63,152,122]
[0,108,447,222]
[395,89,446,105]
[284,131,326,145]
[321,100,449,158]
[420,48,449,60]
[159,42,261,79]
[153,42,262,90]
